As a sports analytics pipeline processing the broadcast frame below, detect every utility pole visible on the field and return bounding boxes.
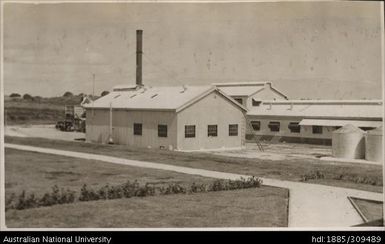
[92,73,95,116]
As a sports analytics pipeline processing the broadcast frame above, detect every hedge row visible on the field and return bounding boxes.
[6,176,262,210]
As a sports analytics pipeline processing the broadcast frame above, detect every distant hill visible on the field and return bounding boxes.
[4,95,96,125]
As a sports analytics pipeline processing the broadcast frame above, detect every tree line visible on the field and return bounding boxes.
[9,91,110,100]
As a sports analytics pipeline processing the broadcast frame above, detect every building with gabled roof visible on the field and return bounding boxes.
[84,85,247,151]
[213,81,288,110]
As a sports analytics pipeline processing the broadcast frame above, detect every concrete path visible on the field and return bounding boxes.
[320,156,381,166]
[5,143,384,227]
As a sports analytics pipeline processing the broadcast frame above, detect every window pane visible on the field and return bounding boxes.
[288,122,300,133]
[312,126,323,134]
[251,121,260,131]
[133,123,142,135]
[268,121,280,132]
[208,125,218,137]
[234,98,243,105]
[229,124,238,136]
[185,125,196,138]
[252,99,262,106]
[158,124,167,137]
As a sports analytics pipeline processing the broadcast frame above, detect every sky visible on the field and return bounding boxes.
[3,1,383,99]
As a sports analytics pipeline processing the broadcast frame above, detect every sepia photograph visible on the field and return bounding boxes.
[0,0,384,232]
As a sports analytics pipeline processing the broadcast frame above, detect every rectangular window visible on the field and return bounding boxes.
[268,121,280,132]
[208,125,218,137]
[288,122,301,133]
[185,125,196,138]
[251,121,261,131]
[229,124,238,136]
[133,123,142,135]
[158,124,168,137]
[252,99,262,106]
[234,98,243,105]
[312,126,323,134]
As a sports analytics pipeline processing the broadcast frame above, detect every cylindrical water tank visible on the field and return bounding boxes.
[365,126,383,163]
[332,124,365,159]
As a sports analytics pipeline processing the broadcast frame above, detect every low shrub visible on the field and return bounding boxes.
[135,183,156,197]
[189,182,207,193]
[300,171,325,182]
[8,186,75,210]
[209,176,262,192]
[159,183,187,195]
[5,193,16,210]
[7,176,262,210]
[300,171,382,186]
[333,174,382,186]
[79,184,100,201]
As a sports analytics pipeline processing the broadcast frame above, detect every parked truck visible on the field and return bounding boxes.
[55,105,86,132]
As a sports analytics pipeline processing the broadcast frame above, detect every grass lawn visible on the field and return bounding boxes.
[5,148,289,228]
[5,136,383,193]
[5,187,289,228]
[5,148,213,197]
[350,197,384,223]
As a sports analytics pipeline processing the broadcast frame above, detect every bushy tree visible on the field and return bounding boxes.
[33,96,42,102]
[23,94,33,100]
[10,93,21,98]
[63,91,73,97]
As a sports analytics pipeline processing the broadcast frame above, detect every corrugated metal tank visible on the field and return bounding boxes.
[365,126,383,163]
[332,124,365,159]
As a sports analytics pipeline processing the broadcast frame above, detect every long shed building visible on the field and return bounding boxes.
[84,85,247,151]
[246,100,383,144]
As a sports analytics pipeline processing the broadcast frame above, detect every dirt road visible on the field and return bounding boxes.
[5,125,84,141]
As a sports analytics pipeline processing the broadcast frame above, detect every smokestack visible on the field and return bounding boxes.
[136,30,143,87]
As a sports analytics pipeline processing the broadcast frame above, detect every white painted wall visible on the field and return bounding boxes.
[86,109,177,149]
[245,84,287,110]
[86,92,246,150]
[176,91,246,150]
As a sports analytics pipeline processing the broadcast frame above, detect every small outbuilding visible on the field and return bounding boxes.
[84,85,247,151]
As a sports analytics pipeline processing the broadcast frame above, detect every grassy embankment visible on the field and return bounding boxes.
[4,95,86,125]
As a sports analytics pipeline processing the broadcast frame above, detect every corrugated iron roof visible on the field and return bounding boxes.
[248,100,383,119]
[213,81,288,99]
[215,86,265,97]
[212,81,270,86]
[212,81,267,96]
[299,119,382,128]
[333,124,365,134]
[84,85,247,112]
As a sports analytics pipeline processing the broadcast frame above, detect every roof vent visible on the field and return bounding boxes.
[180,85,187,93]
